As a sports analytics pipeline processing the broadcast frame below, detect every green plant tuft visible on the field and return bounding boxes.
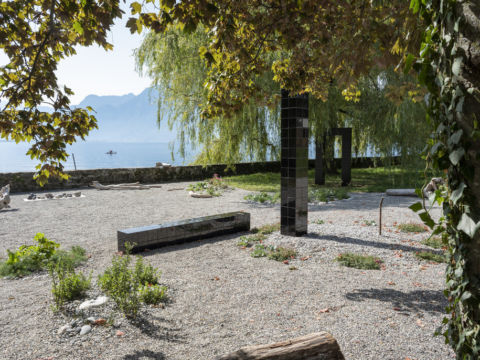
[267,247,297,262]
[309,187,349,203]
[244,191,280,204]
[415,251,446,263]
[397,223,427,233]
[314,219,325,225]
[336,253,383,270]
[138,284,168,305]
[49,259,91,309]
[421,236,444,249]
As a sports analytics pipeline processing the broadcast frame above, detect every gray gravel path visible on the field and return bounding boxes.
[0,182,454,360]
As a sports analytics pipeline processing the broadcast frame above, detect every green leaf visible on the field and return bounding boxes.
[131,2,142,15]
[452,57,462,76]
[448,129,463,146]
[460,291,472,302]
[451,182,466,205]
[409,0,420,13]
[419,211,435,229]
[72,21,84,35]
[403,54,415,74]
[409,202,423,212]
[458,214,480,238]
[449,148,465,165]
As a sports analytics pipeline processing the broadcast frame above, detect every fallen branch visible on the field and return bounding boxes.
[90,181,162,190]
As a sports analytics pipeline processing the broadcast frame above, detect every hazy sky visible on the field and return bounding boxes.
[1,3,152,105]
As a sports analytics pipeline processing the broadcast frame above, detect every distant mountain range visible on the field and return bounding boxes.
[76,88,176,143]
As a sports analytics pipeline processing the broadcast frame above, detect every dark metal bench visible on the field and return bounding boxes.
[117,211,250,252]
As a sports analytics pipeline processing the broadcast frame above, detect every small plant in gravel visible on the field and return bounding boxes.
[244,191,280,204]
[187,174,228,197]
[363,220,377,226]
[237,233,266,247]
[397,223,427,233]
[138,284,168,305]
[421,236,444,249]
[98,245,166,318]
[335,253,383,270]
[50,259,91,309]
[415,251,447,263]
[267,247,297,262]
[308,188,349,203]
[251,223,280,235]
[0,233,87,278]
[250,244,270,258]
[313,219,325,225]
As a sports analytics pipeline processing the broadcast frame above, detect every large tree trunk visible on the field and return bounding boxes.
[215,332,344,360]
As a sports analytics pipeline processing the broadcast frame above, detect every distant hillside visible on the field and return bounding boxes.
[77,88,176,143]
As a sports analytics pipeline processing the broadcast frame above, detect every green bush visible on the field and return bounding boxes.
[138,284,168,305]
[187,175,228,197]
[0,233,87,278]
[98,252,141,318]
[50,259,91,309]
[336,253,383,270]
[415,251,446,263]
[397,223,427,233]
[309,188,349,203]
[250,244,270,258]
[98,250,166,318]
[134,256,160,286]
[267,247,297,262]
[244,191,280,204]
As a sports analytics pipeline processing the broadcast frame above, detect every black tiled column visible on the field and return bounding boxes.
[280,90,308,236]
[315,135,325,185]
[340,128,352,186]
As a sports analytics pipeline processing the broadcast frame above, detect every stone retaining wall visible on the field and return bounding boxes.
[1,156,400,193]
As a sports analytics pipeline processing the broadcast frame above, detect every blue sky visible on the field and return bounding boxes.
[1,3,152,105]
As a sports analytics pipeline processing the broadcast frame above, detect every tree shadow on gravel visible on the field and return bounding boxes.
[129,314,186,343]
[123,349,166,360]
[305,233,443,255]
[345,288,446,314]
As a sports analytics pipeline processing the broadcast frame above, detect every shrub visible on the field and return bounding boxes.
[134,256,160,286]
[336,253,383,270]
[98,252,141,318]
[415,251,447,263]
[237,233,266,247]
[308,188,349,203]
[0,233,87,278]
[267,247,297,262]
[98,249,166,318]
[244,191,280,204]
[397,223,427,233]
[187,174,228,197]
[138,284,167,305]
[421,236,444,249]
[50,259,91,309]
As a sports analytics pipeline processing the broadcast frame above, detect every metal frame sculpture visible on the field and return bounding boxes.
[315,128,352,187]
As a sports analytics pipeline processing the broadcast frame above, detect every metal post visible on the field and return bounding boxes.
[72,153,77,171]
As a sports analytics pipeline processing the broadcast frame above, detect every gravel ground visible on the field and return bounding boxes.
[0,181,455,360]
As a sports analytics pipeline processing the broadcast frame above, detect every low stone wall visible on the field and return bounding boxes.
[1,156,400,193]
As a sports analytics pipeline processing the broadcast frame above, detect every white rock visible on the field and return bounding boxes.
[78,296,109,310]
[79,325,91,335]
[58,324,71,335]
[86,317,96,324]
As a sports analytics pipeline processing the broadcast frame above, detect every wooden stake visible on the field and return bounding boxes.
[72,153,77,171]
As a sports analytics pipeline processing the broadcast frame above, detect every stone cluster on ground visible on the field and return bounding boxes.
[26,191,82,200]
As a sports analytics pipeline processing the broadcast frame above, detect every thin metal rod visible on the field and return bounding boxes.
[72,153,77,171]
[379,196,384,235]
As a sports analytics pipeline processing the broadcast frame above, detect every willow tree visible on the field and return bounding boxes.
[136,26,281,165]
[128,0,480,356]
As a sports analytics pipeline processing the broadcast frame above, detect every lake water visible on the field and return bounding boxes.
[0,141,195,173]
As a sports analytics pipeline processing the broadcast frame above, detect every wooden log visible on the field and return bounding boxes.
[215,332,344,360]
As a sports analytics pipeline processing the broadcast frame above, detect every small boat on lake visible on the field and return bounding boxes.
[105,150,117,155]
